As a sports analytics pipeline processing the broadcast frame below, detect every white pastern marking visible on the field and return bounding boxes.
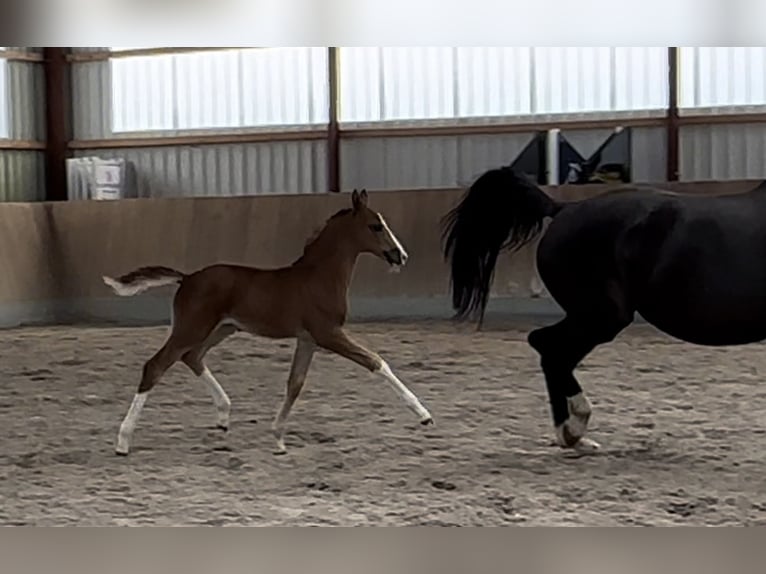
[116,392,148,454]
[377,214,409,262]
[376,360,431,423]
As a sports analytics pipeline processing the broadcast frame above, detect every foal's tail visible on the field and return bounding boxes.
[441,167,563,323]
[103,266,187,297]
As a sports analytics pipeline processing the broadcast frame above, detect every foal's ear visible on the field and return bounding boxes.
[351,189,360,210]
[351,188,369,212]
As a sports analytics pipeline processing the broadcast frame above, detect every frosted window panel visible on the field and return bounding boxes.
[680,47,766,108]
[533,48,614,114]
[111,48,328,132]
[380,47,455,120]
[613,48,668,110]
[338,47,382,122]
[456,47,532,117]
[111,55,175,132]
[241,47,328,126]
[340,47,669,123]
[175,50,242,129]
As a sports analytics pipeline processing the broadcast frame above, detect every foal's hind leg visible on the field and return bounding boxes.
[116,311,219,455]
[310,327,432,424]
[115,341,188,455]
[181,324,238,431]
[272,336,316,455]
[528,315,630,452]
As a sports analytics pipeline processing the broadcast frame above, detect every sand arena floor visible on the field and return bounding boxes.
[2,318,766,526]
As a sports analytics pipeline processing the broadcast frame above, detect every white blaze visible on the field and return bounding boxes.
[377,214,408,261]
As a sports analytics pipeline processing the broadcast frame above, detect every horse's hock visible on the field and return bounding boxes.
[0,179,760,328]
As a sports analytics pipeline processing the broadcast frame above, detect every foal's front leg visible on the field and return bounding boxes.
[272,336,316,455]
[312,327,433,425]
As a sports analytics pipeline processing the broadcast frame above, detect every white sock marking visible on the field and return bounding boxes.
[201,367,231,428]
[116,392,147,454]
[376,360,431,422]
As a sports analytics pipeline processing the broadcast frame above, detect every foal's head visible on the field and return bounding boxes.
[337,189,409,270]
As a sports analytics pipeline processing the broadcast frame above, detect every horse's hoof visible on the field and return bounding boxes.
[420,417,434,426]
[217,424,229,433]
[573,437,601,453]
[115,439,130,456]
[273,437,288,455]
[558,423,583,448]
[563,418,588,443]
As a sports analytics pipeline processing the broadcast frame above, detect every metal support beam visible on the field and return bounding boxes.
[666,47,680,182]
[327,47,341,192]
[43,47,71,201]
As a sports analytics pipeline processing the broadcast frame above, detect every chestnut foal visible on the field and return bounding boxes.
[104,190,433,456]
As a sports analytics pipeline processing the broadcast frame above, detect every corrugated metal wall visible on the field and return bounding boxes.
[342,127,666,191]
[70,129,666,198]
[342,133,537,190]
[66,47,766,196]
[0,151,46,202]
[71,48,327,196]
[69,48,672,198]
[0,51,46,202]
[71,61,111,141]
[680,124,766,181]
[73,141,326,198]
[677,47,766,181]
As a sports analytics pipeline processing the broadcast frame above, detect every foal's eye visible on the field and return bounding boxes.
[369,223,384,232]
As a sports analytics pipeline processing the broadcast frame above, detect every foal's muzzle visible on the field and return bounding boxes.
[383,249,407,269]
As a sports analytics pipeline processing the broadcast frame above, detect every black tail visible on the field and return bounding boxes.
[441,167,562,323]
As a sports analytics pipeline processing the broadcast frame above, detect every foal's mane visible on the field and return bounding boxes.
[293,207,353,264]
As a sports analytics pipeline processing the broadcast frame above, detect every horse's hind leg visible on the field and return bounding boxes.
[528,313,630,452]
[181,324,238,431]
[115,340,188,455]
[272,336,316,455]
[116,307,220,455]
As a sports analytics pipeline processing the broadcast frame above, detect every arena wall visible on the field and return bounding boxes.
[0,179,761,328]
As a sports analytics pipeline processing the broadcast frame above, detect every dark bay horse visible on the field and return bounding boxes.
[105,190,433,456]
[442,166,766,452]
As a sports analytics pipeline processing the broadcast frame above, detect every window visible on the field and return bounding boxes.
[0,48,8,138]
[110,48,329,133]
[679,47,766,111]
[339,47,668,123]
